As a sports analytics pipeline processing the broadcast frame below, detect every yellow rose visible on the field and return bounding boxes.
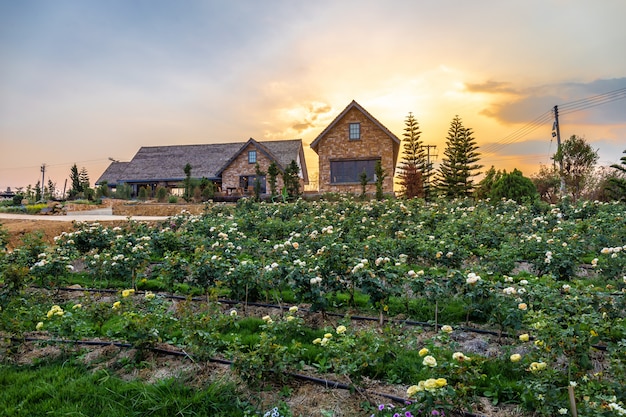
[407,385,420,397]
[435,378,447,388]
[518,303,528,311]
[519,333,530,342]
[312,338,322,345]
[441,325,453,333]
[289,306,298,313]
[324,333,333,339]
[422,355,437,368]
[36,322,44,331]
[418,348,429,357]
[336,325,347,334]
[510,353,522,362]
[423,378,438,391]
[112,301,121,309]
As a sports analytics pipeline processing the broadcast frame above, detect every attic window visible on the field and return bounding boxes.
[248,150,257,164]
[349,123,361,140]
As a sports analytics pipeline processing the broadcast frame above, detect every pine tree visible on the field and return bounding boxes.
[608,149,626,198]
[397,112,426,198]
[435,115,482,198]
[79,167,90,190]
[69,164,82,198]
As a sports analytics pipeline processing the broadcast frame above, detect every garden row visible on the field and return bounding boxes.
[1,197,626,416]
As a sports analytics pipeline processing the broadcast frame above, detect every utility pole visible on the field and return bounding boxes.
[553,105,565,194]
[40,163,46,200]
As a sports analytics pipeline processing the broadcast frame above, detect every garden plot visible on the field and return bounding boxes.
[1,197,625,416]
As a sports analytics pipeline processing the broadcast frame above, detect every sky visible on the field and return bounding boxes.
[1,0,626,193]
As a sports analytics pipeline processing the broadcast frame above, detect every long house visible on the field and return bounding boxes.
[97,138,308,197]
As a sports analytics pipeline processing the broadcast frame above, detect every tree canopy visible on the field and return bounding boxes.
[434,115,482,198]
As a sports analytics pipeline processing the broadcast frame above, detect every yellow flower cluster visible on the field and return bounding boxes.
[529,361,547,373]
[46,305,64,318]
[407,377,448,396]
[336,325,347,334]
[262,315,273,324]
[313,332,333,346]
[452,351,470,362]
[144,291,155,300]
[121,289,135,297]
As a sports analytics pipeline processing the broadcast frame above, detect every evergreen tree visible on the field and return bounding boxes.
[375,160,386,200]
[254,163,265,201]
[490,169,538,203]
[435,115,482,198]
[608,148,626,199]
[267,161,279,196]
[397,112,426,198]
[475,166,503,199]
[183,163,193,202]
[283,160,301,198]
[79,167,90,190]
[69,164,82,198]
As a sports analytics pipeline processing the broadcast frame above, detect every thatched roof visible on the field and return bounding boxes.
[97,139,307,184]
[95,161,129,186]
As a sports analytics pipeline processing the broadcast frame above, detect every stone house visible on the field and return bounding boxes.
[96,138,308,197]
[310,100,401,195]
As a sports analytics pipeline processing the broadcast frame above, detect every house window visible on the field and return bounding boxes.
[248,150,257,164]
[239,175,266,194]
[349,123,361,140]
[330,159,379,184]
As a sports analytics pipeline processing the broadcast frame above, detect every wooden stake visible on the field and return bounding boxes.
[568,385,578,417]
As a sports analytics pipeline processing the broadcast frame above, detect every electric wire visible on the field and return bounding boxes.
[482,86,626,155]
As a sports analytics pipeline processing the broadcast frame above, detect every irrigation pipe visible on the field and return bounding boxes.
[43,285,610,351]
[12,336,487,417]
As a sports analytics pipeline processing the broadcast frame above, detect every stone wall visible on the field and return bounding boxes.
[221,143,286,195]
[316,107,398,194]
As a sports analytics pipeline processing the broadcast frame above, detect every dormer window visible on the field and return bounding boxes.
[248,150,257,164]
[349,123,361,140]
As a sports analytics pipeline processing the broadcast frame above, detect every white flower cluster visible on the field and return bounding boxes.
[609,402,626,416]
[466,272,481,285]
[545,251,553,264]
[601,246,625,258]
[351,259,369,274]
[264,262,279,272]
[309,276,322,285]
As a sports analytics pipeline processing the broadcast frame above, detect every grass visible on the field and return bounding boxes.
[0,359,256,416]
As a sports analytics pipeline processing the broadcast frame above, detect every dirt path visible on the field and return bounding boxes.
[0,211,168,250]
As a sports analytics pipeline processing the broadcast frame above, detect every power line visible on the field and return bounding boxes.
[482,86,626,155]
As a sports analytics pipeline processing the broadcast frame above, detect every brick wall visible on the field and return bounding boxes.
[316,107,398,194]
[221,143,286,194]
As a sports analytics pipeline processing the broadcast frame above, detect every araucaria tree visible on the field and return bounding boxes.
[435,115,482,198]
[608,148,626,199]
[552,135,599,202]
[397,112,427,198]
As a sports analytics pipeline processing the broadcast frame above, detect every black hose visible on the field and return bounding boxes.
[13,336,488,417]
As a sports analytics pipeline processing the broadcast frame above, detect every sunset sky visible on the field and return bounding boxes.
[1,0,625,193]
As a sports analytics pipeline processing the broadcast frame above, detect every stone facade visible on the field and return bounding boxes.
[221,143,285,194]
[312,102,400,195]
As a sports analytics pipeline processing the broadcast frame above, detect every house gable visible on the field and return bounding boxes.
[310,100,400,194]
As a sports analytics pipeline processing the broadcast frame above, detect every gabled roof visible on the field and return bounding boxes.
[118,143,243,183]
[215,138,309,182]
[95,161,129,186]
[310,100,401,153]
[97,139,308,184]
